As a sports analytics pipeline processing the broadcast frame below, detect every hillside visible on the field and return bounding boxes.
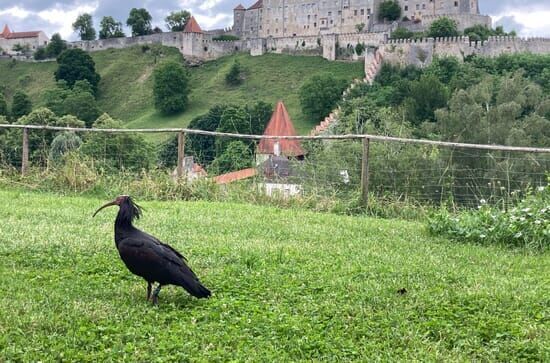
[0,47,364,135]
[0,189,548,361]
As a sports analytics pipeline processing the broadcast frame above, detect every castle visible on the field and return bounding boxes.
[0,25,49,55]
[231,0,490,39]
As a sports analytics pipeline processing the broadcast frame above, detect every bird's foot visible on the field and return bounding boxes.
[152,284,162,305]
[147,282,152,301]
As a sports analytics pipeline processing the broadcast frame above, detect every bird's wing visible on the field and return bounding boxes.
[142,231,189,262]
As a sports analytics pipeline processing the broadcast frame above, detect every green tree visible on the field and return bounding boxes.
[299,74,348,122]
[428,17,459,38]
[0,93,7,117]
[165,10,191,31]
[225,60,242,86]
[73,13,96,41]
[17,108,59,165]
[80,113,154,171]
[99,16,125,39]
[210,140,252,174]
[11,91,32,120]
[391,27,414,39]
[62,91,101,127]
[378,0,402,21]
[127,8,153,36]
[404,74,449,125]
[50,132,82,164]
[153,61,190,115]
[46,33,67,58]
[34,48,48,61]
[55,48,101,95]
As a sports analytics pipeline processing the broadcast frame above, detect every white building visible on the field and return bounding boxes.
[0,25,49,56]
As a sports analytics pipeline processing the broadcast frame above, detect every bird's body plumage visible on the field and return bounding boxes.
[95,196,211,303]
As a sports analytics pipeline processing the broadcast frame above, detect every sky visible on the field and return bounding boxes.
[0,0,549,41]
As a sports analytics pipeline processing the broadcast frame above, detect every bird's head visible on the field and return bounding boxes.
[93,195,143,223]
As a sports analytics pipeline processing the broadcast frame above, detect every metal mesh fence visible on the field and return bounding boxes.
[0,124,548,208]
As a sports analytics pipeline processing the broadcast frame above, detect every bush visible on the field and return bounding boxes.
[378,0,401,21]
[55,49,101,95]
[299,74,348,122]
[11,91,32,120]
[428,17,459,38]
[153,61,190,115]
[225,61,243,86]
[355,43,366,56]
[428,183,550,250]
[391,27,414,39]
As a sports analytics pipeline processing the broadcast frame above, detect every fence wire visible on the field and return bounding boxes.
[0,125,548,208]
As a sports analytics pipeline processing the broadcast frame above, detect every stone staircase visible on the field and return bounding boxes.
[310,48,384,136]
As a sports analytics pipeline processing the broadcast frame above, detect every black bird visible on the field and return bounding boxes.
[93,195,211,304]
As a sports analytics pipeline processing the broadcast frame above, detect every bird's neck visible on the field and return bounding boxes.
[114,213,136,245]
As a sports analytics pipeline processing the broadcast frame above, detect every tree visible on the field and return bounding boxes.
[378,0,402,21]
[153,61,190,115]
[73,13,96,41]
[34,48,48,61]
[225,60,242,86]
[355,23,365,33]
[127,8,153,36]
[11,91,32,120]
[46,33,67,58]
[404,74,449,125]
[62,91,101,127]
[50,132,82,164]
[0,93,7,117]
[165,10,191,31]
[55,49,101,95]
[391,27,414,39]
[99,16,125,39]
[210,140,252,174]
[299,74,348,122]
[428,17,459,38]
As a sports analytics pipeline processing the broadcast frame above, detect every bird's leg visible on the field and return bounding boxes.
[152,284,162,305]
[146,282,152,301]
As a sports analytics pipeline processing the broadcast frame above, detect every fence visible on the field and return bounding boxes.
[0,123,549,208]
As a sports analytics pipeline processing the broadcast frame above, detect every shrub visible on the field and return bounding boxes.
[428,17,459,38]
[225,60,243,86]
[428,183,550,251]
[391,27,414,39]
[378,0,401,21]
[55,49,101,95]
[299,74,348,122]
[153,61,190,115]
[11,91,32,120]
[355,43,366,56]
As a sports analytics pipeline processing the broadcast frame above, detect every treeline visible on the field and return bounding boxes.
[312,53,550,204]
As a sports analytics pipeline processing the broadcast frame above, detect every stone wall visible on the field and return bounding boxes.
[421,13,492,31]
[380,36,550,68]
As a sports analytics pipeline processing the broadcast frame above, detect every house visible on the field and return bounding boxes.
[0,25,49,55]
[171,156,207,182]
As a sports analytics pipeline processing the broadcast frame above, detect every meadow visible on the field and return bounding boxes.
[0,189,548,361]
[0,48,363,135]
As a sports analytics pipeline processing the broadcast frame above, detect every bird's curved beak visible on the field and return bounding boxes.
[93,200,118,217]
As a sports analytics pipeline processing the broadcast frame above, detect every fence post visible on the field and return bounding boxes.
[361,137,370,205]
[21,127,29,175]
[177,131,186,178]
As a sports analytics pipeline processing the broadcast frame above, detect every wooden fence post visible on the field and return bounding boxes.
[21,128,29,175]
[177,131,186,178]
[361,137,370,205]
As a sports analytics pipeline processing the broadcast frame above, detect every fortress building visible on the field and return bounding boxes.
[0,25,49,55]
[232,0,490,38]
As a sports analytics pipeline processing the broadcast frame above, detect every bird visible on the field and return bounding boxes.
[93,195,211,304]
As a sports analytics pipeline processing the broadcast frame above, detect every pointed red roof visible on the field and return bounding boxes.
[183,16,203,33]
[258,101,305,157]
[248,0,263,10]
[234,4,246,10]
[1,25,11,38]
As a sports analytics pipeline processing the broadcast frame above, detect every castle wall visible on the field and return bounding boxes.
[421,13,491,31]
[381,36,550,68]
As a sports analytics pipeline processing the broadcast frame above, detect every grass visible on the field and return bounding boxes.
[0,189,548,361]
[0,47,364,135]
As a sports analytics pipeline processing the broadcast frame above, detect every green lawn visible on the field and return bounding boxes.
[0,48,364,135]
[0,189,548,361]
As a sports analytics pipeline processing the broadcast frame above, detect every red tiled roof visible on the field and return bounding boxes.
[248,0,263,10]
[258,101,305,157]
[7,31,41,39]
[183,16,203,33]
[234,4,246,10]
[1,25,10,38]
[214,168,257,184]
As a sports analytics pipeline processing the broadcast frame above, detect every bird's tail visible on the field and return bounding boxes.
[185,280,211,298]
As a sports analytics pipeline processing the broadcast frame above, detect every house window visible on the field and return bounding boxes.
[354,10,358,16]
[422,4,426,9]
[314,22,317,27]
[454,1,458,6]
[404,5,408,10]
[367,8,371,14]
[328,11,332,16]
[361,9,365,15]
[416,4,420,9]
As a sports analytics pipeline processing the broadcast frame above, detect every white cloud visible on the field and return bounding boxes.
[194,12,231,29]
[0,6,32,19]
[492,9,550,37]
[38,3,98,39]
[199,0,225,12]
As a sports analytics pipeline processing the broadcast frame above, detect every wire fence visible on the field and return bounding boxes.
[0,124,549,209]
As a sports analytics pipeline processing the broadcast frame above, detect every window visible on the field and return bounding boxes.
[338,10,342,15]
[361,9,365,15]
[328,11,332,16]
[422,4,426,9]
[367,8,371,14]
[404,5,408,10]
[454,1,458,6]
[416,4,420,9]
[314,22,317,27]
[354,10,358,16]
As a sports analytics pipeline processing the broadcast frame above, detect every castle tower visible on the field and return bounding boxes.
[233,4,246,37]
[1,24,11,38]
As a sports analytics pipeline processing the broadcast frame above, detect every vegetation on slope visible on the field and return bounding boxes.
[0,46,363,134]
[0,190,548,361]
